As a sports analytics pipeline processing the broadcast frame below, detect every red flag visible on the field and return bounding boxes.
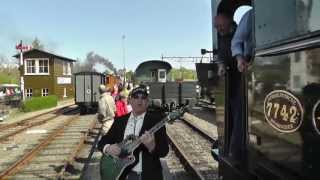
[15,42,22,50]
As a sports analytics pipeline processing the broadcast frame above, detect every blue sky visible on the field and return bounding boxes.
[0,0,213,71]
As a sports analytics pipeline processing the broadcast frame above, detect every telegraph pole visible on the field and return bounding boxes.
[122,35,126,84]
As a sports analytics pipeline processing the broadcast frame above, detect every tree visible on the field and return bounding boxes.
[168,67,197,81]
[0,55,7,65]
[32,37,44,50]
[126,70,134,82]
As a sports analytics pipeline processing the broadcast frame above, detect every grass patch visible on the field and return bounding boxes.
[21,95,58,112]
[0,68,19,84]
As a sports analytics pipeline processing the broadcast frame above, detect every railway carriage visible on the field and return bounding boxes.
[74,71,105,114]
[134,60,200,109]
[105,74,120,90]
[205,0,320,180]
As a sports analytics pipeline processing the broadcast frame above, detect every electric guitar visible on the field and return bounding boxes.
[100,107,186,180]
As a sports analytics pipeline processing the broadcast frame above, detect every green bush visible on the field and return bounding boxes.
[21,95,58,112]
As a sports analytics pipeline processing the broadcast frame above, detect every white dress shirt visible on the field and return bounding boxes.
[123,112,145,173]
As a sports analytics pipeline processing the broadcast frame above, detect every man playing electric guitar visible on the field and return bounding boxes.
[98,85,169,180]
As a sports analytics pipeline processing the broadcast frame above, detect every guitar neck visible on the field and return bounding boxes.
[130,115,169,149]
[148,116,169,134]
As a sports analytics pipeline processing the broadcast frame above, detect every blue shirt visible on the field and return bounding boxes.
[231,9,253,58]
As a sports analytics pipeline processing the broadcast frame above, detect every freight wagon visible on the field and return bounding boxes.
[74,72,105,114]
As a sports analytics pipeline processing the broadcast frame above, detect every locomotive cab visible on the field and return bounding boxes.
[210,0,320,180]
[150,68,167,83]
[135,60,199,109]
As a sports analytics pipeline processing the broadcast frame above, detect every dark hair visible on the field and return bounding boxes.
[118,84,123,92]
[114,95,120,101]
[217,1,234,19]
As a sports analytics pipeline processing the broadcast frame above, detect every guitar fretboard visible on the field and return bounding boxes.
[126,114,175,151]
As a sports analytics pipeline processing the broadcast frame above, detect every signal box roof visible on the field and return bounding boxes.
[13,48,76,62]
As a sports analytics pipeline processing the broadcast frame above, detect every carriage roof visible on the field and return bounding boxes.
[135,60,172,74]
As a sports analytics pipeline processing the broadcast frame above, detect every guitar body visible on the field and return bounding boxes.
[100,154,135,180]
[99,107,186,180]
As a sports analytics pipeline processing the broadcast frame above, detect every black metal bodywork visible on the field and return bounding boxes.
[145,81,198,108]
[209,0,320,180]
[195,63,219,102]
[134,60,199,109]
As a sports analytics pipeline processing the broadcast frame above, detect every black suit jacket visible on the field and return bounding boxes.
[98,110,169,180]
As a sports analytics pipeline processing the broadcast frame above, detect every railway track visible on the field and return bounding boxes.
[0,105,76,143]
[0,112,97,179]
[166,114,219,180]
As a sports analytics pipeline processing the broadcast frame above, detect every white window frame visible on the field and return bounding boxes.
[25,88,32,98]
[158,69,167,83]
[24,58,49,75]
[63,62,72,75]
[63,87,67,97]
[67,62,71,75]
[39,59,49,74]
[26,60,36,74]
[63,62,67,75]
[41,88,49,96]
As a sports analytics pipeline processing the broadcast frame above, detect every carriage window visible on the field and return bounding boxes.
[159,71,166,79]
[106,77,110,84]
[151,71,156,78]
[255,0,320,48]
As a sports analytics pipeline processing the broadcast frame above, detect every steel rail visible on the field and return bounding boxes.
[181,113,216,142]
[167,132,206,180]
[167,116,218,180]
[0,104,74,131]
[0,114,79,179]
[0,106,77,143]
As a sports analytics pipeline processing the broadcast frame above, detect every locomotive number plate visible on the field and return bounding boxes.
[312,100,320,135]
[263,90,303,133]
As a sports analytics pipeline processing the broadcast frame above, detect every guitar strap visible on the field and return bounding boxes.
[133,116,137,136]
